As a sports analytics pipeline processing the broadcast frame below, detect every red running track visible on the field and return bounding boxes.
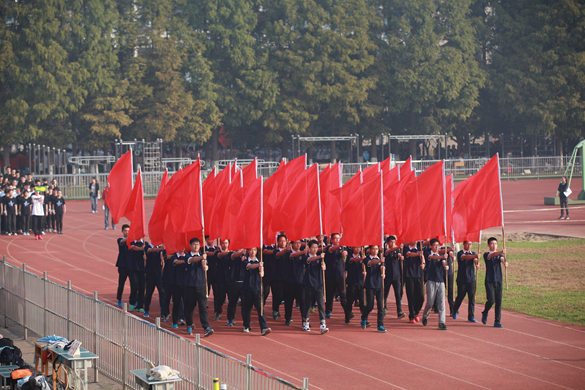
[1,178,584,389]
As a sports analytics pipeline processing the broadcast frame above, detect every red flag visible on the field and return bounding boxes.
[437,174,454,245]
[340,172,383,247]
[452,155,503,242]
[391,170,415,243]
[163,218,188,254]
[221,170,244,240]
[207,164,232,240]
[148,170,169,246]
[271,155,307,233]
[332,169,362,211]
[230,177,263,250]
[281,164,321,241]
[363,162,380,182]
[321,162,342,235]
[241,158,258,185]
[382,165,401,236]
[202,167,217,234]
[400,160,446,243]
[262,159,286,243]
[166,159,204,236]
[400,156,413,180]
[107,151,133,225]
[380,157,391,174]
[126,170,145,246]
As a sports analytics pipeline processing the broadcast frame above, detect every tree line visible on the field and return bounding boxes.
[1,0,584,162]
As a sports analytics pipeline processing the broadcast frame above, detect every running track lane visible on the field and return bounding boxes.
[1,190,584,389]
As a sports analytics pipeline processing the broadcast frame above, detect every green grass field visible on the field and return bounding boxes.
[469,239,585,327]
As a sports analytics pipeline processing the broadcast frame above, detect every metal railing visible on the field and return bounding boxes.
[0,257,307,390]
[32,156,579,199]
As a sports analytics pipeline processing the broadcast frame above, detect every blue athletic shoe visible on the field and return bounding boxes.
[360,320,367,329]
[326,312,332,319]
[272,311,279,320]
[468,318,478,323]
[481,312,488,325]
[187,327,192,335]
[204,327,214,337]
[117,300,122,307]
[452,312,457,320]
[377,326,387,333]
[129,305,135,312]
[143,312,149,317]
[172,324,178,329]
[494,322,503,328]
[227,320,234,326]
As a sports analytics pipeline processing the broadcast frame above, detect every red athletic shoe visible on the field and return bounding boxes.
[39,235,43,240]
[410,318,416,324]
[415,316,420,322]
[35,235,39,240]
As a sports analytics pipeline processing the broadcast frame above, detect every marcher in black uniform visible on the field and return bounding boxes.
[324,233,347,319]
[161,250,175,321]
[184,238,214,337]
[44,187,54,233]
[482,237,508,328]
[556,176,570,219]
[2,189,17,235]
[421,239,449,330]
[270,234,288,320]
[143,243,166,318]
[361,245,387,332]
[384,236,406,319]
[344,247,365,324]
[212,239,231,321]
[452,241,479,322]
[128,239,146,312]
[261,243,275,308]
[403,242,425,323]
[241,247,271,335]
[205,236,217,301]
[170,249,188,328]
[53,190,66,234]
[300,240,328,334]
[226,248,247,327]
[19,190,32,235]
[116,225,131,307]
[277,240,305,326]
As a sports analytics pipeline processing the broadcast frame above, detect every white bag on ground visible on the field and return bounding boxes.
[148,366,180,381]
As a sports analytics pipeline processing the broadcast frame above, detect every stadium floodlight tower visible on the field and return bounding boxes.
[544,139,585,205]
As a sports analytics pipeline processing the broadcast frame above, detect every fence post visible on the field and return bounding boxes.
[122,303,128,390]
[303,378,309,390]
[43,272,47,337]
[155,317,161,366]
[22,264,27,340]
[245,354,252,390]
[196,333,201,388]
[67,280,72,340]
[94,291,99,383]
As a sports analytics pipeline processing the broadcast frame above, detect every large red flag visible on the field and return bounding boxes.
[207,164,232,240]
[148,170,169,246]
[391,169,415,242]
[382,165,401,236]
[221,170,244,240]
[241,158,258,185]
[166,159,204,236]
[126,170,145,246]
[107,151,133,225]
[230,177,263,250]
[400,160,446,243]
[400,156,413,180]
[332,168,362,212]
[262,159,286,243]
[271,155,307,233]
[321,162,342,235]
[452,155,503,242]
[163,218,188,254]
[340,172,383,247]
[363,162,380,182]
[281,164,321,241]
[202,167,217,234]
[437,174,454,245]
